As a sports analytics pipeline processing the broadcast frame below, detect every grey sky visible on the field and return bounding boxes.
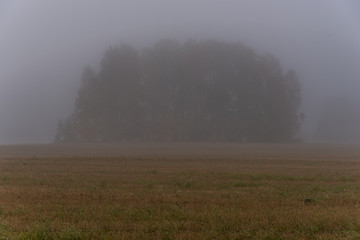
[0,0,359,144]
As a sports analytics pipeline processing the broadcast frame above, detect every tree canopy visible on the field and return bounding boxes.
[55,40,303,142]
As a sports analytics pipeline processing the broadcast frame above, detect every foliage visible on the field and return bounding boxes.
[55,40,302,142]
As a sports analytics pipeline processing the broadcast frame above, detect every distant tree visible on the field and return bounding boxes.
[54,120,64,142]
[142,39,181,140]
[54,118,75,142]
[96,45,143,141]
[72,66,98,141]
[56,40,303,142]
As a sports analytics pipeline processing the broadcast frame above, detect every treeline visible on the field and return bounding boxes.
[55,40,303,143]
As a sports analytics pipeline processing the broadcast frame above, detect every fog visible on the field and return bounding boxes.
[1,0,360,144]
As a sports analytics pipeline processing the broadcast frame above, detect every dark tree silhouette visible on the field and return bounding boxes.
[55,40,303,143]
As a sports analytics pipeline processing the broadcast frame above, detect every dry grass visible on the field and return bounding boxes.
[1,143,360,239]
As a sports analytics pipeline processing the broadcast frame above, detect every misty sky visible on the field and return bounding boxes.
[0,0,360,144]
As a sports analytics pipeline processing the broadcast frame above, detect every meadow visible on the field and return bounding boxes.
[1,143,360,239]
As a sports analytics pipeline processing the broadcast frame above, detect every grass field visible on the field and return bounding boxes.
[1,143,360,239]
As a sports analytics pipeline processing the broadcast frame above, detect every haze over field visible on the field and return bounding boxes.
[1,0,360,144]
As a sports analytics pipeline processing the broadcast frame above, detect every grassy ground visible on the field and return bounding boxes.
[1,143,360,239]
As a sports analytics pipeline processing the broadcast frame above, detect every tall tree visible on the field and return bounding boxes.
[73,66,98,141]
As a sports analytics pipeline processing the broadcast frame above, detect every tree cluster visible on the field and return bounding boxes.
[55,40,303,142]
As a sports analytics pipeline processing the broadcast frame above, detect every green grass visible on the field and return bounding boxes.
[1,144,360,239]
